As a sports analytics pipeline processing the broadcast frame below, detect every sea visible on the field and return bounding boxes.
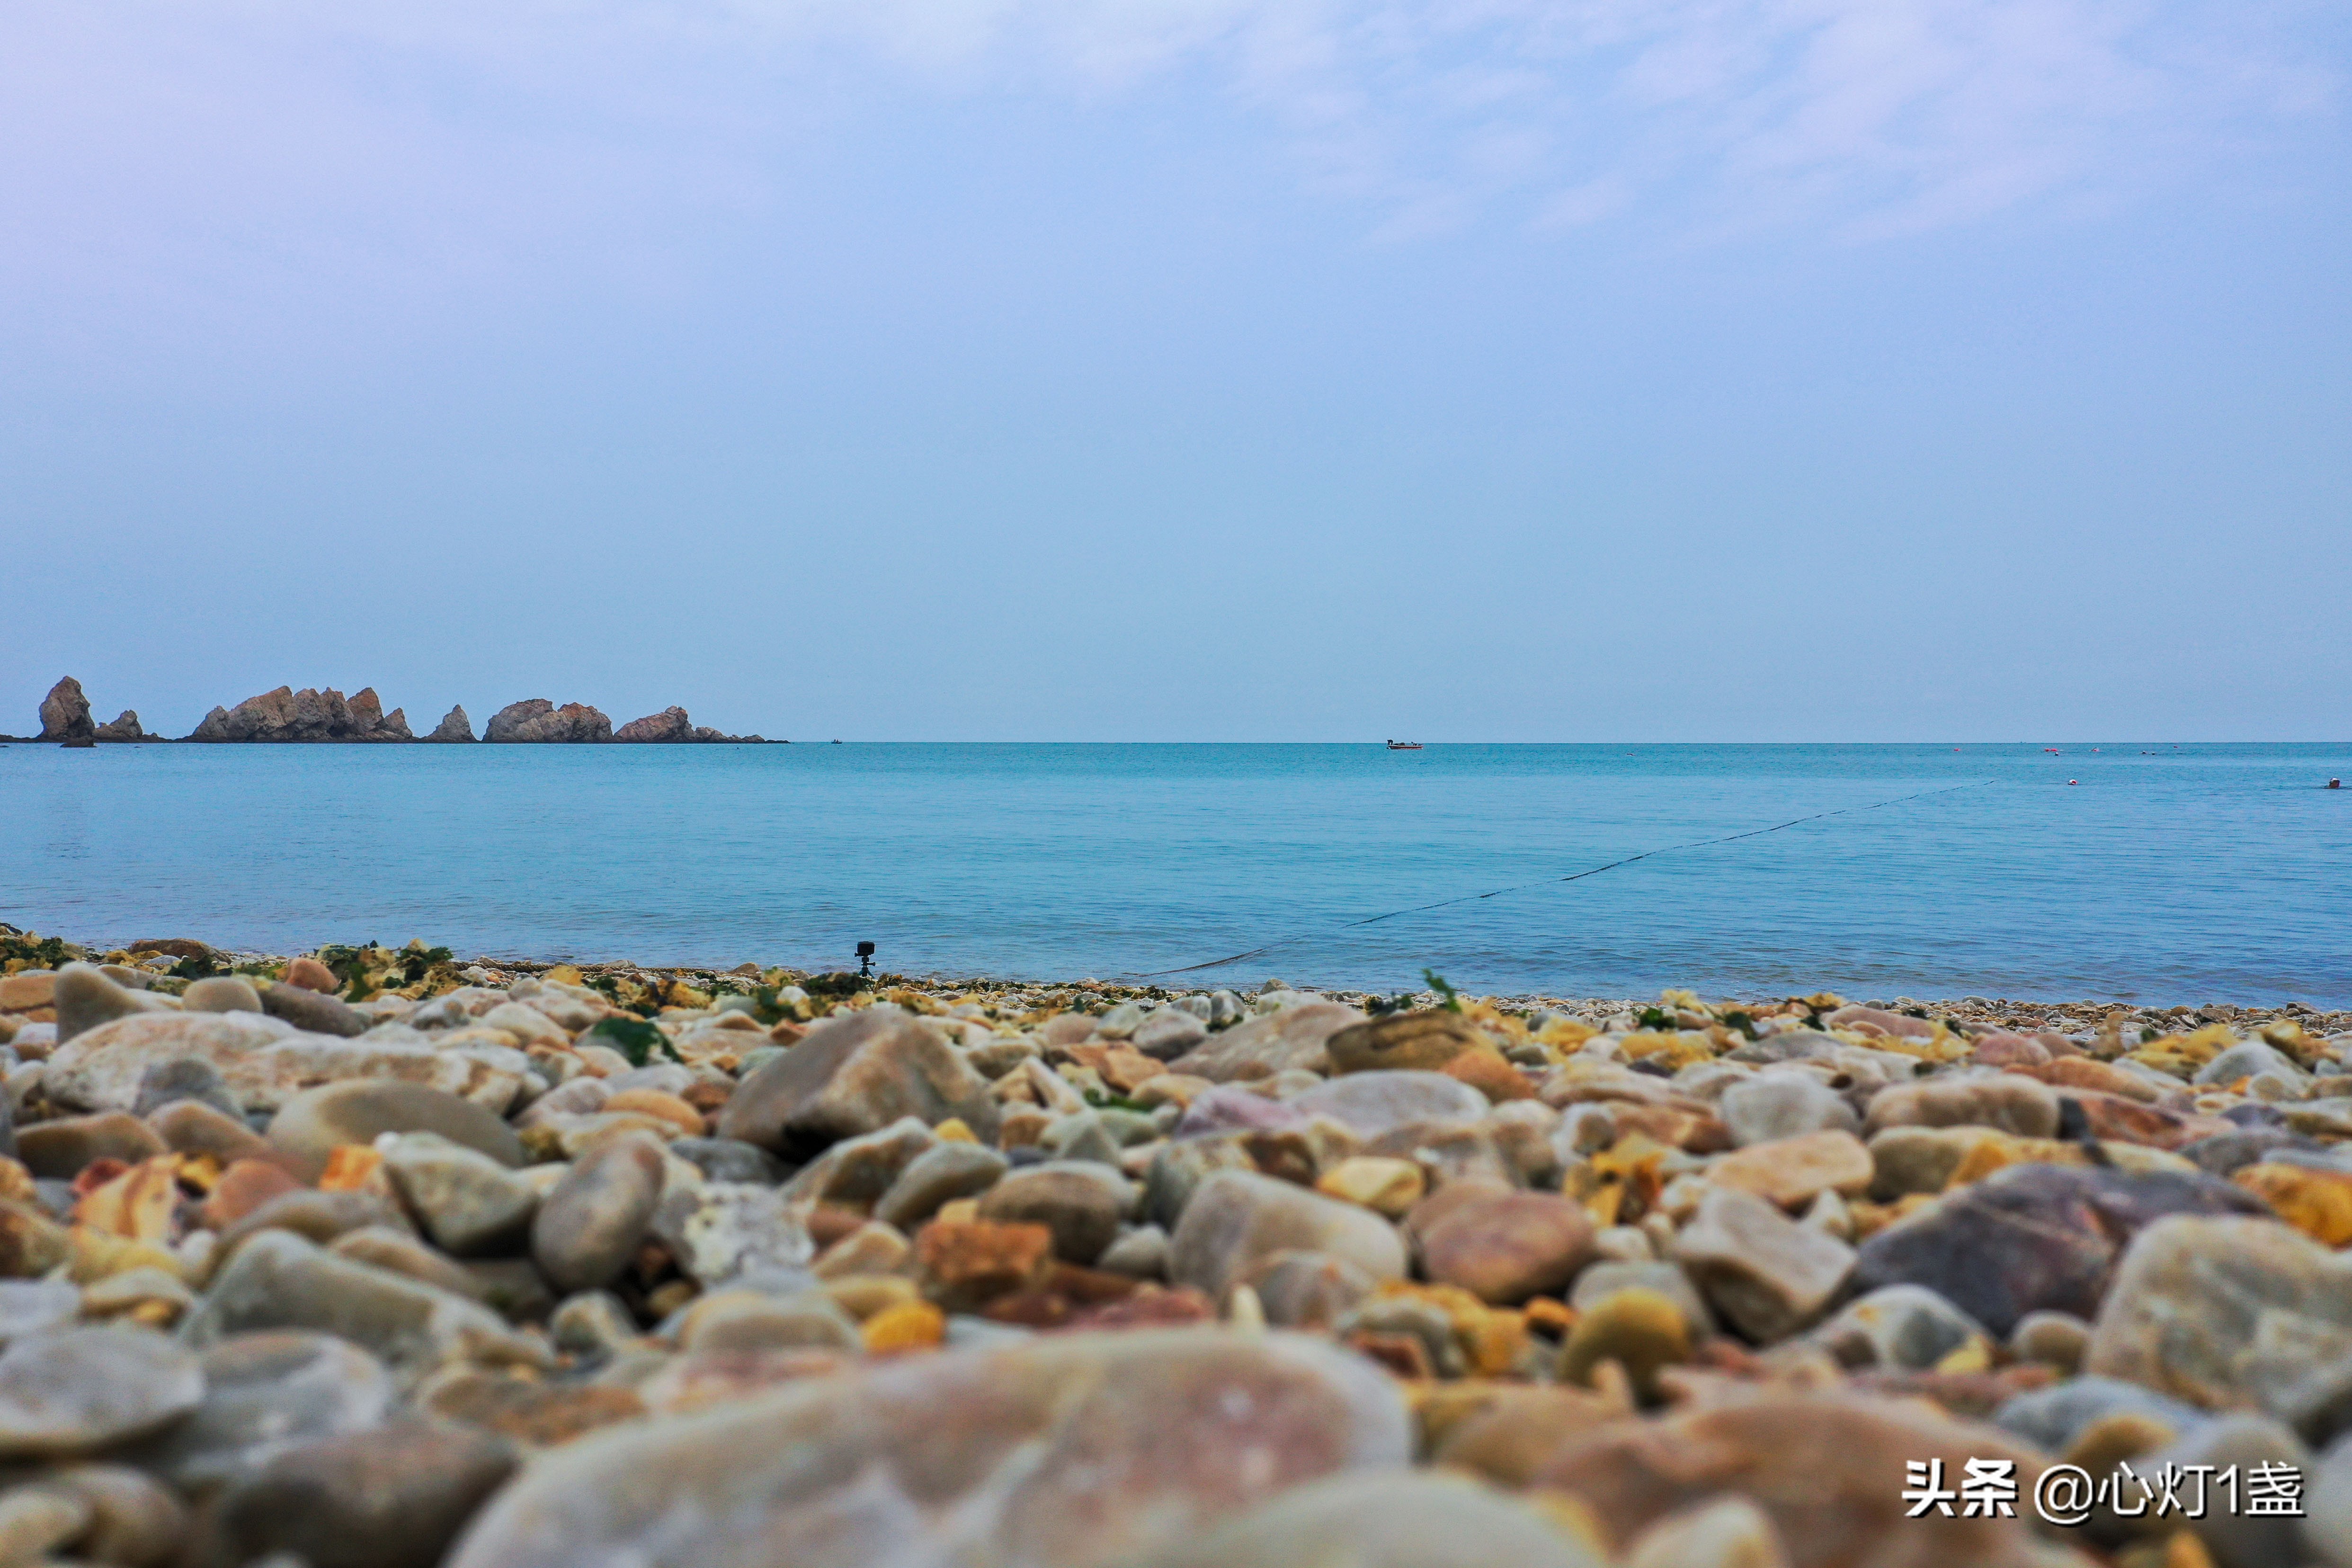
[3,742,2346,1006]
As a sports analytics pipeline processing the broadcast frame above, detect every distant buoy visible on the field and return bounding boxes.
[2067,779,2078,786]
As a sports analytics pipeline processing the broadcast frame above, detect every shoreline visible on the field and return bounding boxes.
[7,929,2347,1043]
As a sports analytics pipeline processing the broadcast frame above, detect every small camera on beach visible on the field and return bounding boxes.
[856,940,876,977]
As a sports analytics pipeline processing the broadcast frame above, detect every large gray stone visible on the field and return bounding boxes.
[2086,1214,2352,1438]
[1857,1162,2269,1337]
[532,1134,667,1293]
[977,1161,1131,1264]
[0,1327,204,1460]
[1168,1002,1366,1082]
[269,1080,526,1181]
[1132,1469,1603,1568]
[1670,1187,1855,1344]
[443,1329,1408,1568]
[52,963,174,1045]
[380,1133,538,1257]
[184,1232,548,1385]
[218,1417,518,1568]
[1169,1169,1406,1298]
[47,1014,527,1117]
[876,1141,1010,1230]
[138,1331,394,1497]
[716,1005,998,1158]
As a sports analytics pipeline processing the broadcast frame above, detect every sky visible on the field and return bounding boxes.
[3,0,2347,742]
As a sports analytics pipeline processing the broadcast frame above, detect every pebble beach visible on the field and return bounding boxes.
[5,931,2352,1568]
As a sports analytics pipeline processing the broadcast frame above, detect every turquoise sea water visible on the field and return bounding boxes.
[2,742,2346,1004]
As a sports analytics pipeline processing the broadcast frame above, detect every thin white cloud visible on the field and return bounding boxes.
[721,0,2338,234]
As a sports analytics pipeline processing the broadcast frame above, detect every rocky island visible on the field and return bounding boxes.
[2,925,2350,1568]
[13,678,772,745]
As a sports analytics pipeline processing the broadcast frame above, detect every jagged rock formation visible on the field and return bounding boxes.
[615,705,764,742]
[37,677,94,742]
[484,699,612,743]
[186,686,416,742]
[425,705,475,742]
[615,706,693,742]
[346,687,412,741]
[93,711,144,742]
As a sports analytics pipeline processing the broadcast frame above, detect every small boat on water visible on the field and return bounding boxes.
[1386,739,1422,750]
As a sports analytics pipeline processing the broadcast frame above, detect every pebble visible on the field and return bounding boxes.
[1809,1283,1989,1370]
[0,1326,204,1460]
[17,1109,167,1178]
[184,1231,547,1383]
[1704,1128,1874,1211]
[1670,1187,1856,1343]
[443,1328,1408,1568]
[1535,1392,2049,1566]
[1855,1161,2268,1336]
[52,963,176,1045]
[269,1081,525,1181]
[2086,1212,2352,1434]
[715,1005,999,1157]
[1558,1287,1690,1400]
[181,974,265,1014]
[217,1417,518,1568]
[530,1132,667,1292]
[1169,1169,1407,1298]
[976,1160,1131,1263]
[1168,1001,1366,1082]
[259,979,374,1037]
[875,1140,1011,1229]
[1133,1469,1605,1568]
[1718,1070,1859,1146]
[143,1330,394,1496]
[1412,1183,1596,1304]
[380,1133,539,1256]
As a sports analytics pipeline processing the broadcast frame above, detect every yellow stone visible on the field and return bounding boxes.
[319,1145,387,1193]
[1619,1031,1716,1070]
[1315,1156,1426,1218]
[1706,1130,1874,1210]
[932,1118,978,1144]
[1373,1281,1530,1378]
[73,1156,179,1243]
[1945,1134,2090,1188]
[2235,1162,2352,1246]
[861,1300,945,1353]
[0,1158,33,1206]
[934,1197,982,1226]
[544,964,587,986]
[1557,1288,1690,1402]
[66,1227,183,1285]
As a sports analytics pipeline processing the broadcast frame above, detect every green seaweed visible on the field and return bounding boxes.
[168,950,222,981]
[1421,969,1463,1014]
[586,1015,677,1067]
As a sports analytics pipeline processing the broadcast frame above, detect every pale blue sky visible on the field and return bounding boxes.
[4,0,2347,740]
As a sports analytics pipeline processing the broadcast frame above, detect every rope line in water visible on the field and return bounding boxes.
[1129,779,1989,980]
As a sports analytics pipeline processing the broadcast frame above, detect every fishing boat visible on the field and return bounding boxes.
[1386,739,1422,750]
